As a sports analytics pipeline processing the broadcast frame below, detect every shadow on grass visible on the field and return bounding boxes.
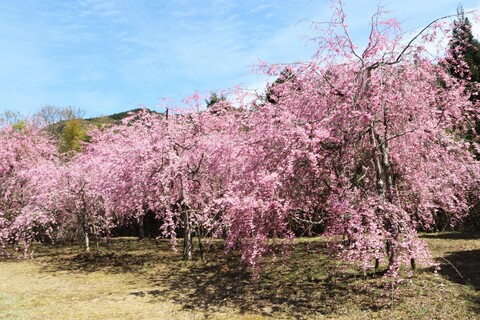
[36,238,391,319]
[36,236,480,319]
[437,249,480,314]
[438,250,480,290]
[128,241,389,319]
[421,232,480,313]
[421,232,480,240]
[36,238,175,274]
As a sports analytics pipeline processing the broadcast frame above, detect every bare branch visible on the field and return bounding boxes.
[394,12,473,64]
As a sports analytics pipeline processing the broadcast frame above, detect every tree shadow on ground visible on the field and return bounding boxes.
[437,250,480,290]
[420,232,480,314]
[127,241,391,319]
[421,232,480,240]
[38,239,391,319]
[436,249,480,314]
[34,237,480,319]
[36,238,174,274]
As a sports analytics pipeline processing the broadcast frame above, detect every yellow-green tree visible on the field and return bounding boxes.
[59,119,88,153]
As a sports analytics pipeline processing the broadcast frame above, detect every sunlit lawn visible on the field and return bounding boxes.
[0,233,479,319]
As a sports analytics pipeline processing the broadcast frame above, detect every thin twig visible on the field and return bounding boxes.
[440,257,464,279]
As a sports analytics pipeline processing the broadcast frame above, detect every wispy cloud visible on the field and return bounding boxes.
[0,0,479,116]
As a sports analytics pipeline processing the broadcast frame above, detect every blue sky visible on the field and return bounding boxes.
[1,0,480,117]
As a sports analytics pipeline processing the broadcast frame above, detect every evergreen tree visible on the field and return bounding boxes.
[205,92,230,115]
[205,92,225,108]
[445,6,480,143]
[265,67,297,104]
[446,6,480,230]
[447,5,480,85]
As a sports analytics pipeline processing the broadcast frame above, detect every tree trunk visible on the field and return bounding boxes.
[183,210,192,261]
[197,232,204,261]
[179,175,192,261]
[91,222,99,251]
[371,122,404,271]
[138,216,145,240]
[80,190,90,252]
[81,213,90,253]
[84,229,90,253]
[386,239,394,267]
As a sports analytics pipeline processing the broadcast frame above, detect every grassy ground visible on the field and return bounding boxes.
[0,233,479,319]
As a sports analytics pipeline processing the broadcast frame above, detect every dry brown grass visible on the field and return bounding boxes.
[0,233,479,319]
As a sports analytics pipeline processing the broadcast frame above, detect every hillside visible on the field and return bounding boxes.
[84,108,161,124]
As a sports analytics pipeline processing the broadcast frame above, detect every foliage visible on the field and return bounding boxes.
[84,107,160,123]
[58,119,89,153]
[447,5,480,84]
[205,92,227,108]
[264,66,298,104]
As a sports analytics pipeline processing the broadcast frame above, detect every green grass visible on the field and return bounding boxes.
[0,233,479,319]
